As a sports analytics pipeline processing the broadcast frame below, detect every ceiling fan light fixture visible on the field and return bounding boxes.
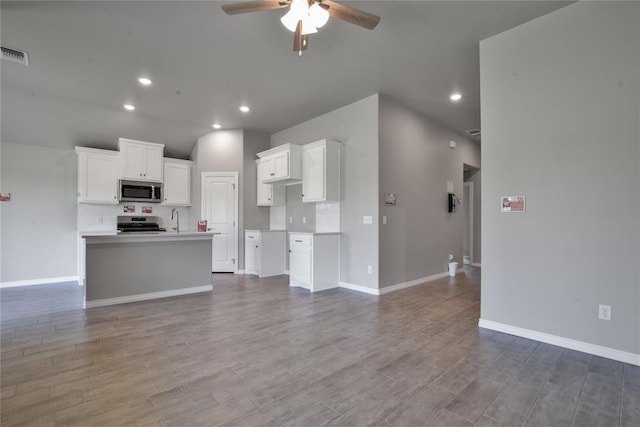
[300,16,318,35]
[309,3,329,28]
[280,10,300,32]
[281,0,310,32]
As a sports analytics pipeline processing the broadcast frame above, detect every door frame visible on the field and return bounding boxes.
[201,172,239,273]
[463,181,474,264]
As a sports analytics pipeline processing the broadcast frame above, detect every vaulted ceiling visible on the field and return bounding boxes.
[1,1,570,158]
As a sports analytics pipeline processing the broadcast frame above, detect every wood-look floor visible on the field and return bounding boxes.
[1,268,639,426]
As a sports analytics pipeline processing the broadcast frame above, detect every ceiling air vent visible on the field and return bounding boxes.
[465,129,481,138]
[1,46,29,66]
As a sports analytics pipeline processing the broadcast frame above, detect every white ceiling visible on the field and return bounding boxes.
[1,1,570,158]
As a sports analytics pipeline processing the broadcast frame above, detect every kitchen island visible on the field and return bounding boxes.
[82,231,214,308]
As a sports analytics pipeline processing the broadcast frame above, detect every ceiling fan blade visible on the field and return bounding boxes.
[293,21,309,53]
[322,0,380,30]
[221,1,290,15]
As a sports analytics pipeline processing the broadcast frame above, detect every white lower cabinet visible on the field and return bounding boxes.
[288,233,340,292]
[244,230,286,278]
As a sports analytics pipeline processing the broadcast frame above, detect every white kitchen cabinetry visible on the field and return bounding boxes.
[162,158,192,206]
[256,160,285,206]
[118,138,164,182]
[244,230,286,277]
[75,147,119,204]
[257,143,302,184]
[302,139,341,203]
[288,233,340,292]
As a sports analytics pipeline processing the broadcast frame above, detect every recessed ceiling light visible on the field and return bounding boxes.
[212,123,222,129]
[123,104,135,111]
[138,77,152,86]
[239,105,250,113]
[450,93,462,102]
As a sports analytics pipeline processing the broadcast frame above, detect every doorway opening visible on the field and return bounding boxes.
[463,164,480,266]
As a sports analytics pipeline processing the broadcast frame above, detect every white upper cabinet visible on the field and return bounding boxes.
[118,138,164,182]
[256,143,302,184]
[302,139,341,203]
[256,160,285,206]
[162,158,192,206]
[75,147,119,204]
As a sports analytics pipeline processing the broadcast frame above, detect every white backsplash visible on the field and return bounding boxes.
[78,203,192,233]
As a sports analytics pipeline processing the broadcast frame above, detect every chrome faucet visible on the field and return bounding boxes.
[171,208,180,233]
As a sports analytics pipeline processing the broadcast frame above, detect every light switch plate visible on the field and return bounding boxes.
[302,217,306,224]
[382,216,387,225]
[289,217,293,224]
[363,216,373,224]
[447,181,454,193]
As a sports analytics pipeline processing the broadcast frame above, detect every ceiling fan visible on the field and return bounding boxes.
[221,0,380,55]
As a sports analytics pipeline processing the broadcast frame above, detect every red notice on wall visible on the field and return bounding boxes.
[0,193,12,202]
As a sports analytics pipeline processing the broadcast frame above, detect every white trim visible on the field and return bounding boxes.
[201,172,239,274]
[379,271,451,295]
[339,281,379,295]
[471,263,482,267]
[1,276,79,288]
[236,269,245,274]
[285,269,290,275]
[464,181,474,265]
[339,270,462,296]
[85,285,213,308]
[478,319,640,366]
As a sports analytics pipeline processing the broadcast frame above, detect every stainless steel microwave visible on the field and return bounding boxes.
[119,180,162,203]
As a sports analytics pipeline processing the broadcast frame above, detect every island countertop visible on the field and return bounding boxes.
[82,231,217,244]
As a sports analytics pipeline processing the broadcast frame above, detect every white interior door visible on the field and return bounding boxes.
[202,173,238,272]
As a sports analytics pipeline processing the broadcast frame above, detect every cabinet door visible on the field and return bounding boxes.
[163,161,191,206]
[290,247,311,288]
[303,145,325,202]
[78,151,119,204]
[273,152,289,179]
[120,143,145,179]
[143,145,164,181]
[245,238,259,275]
[261,157,276,181]
[256,161,273,206]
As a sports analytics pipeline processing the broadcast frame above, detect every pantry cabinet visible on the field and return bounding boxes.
[302,139,341,203]
[256,160,285,206]
[162,158,192,206]
[244,230,286,277]
[257,143,302,184]
[118,138,164,182]
[288,232,340,292]
[75,147,119,204]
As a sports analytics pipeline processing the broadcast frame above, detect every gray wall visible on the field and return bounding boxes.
[242,130,271,231]
[480,1,639,354]
[464,169,481,264]
[191,129,271,270]
[378,96,480,288]
[271,94,380,289]
[1,142,78,282]
[191,129,245,269]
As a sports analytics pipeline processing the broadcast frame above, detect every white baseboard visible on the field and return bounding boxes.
[478,319,640,366]
[1,276,79,288]
[236,270,245,274]
[339,281,379,295]
[379,271,452,295]
[339,269,464,297]
[471,263,482,267]
[85,285,213,309]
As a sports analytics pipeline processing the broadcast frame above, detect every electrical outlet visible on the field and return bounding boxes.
[598,304,611,320]
[367,265,373,274]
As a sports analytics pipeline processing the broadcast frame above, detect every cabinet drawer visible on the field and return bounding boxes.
[289,234,312,249]
[245,231,261,242]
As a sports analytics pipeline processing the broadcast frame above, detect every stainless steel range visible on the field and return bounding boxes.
[117,216,166,234]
